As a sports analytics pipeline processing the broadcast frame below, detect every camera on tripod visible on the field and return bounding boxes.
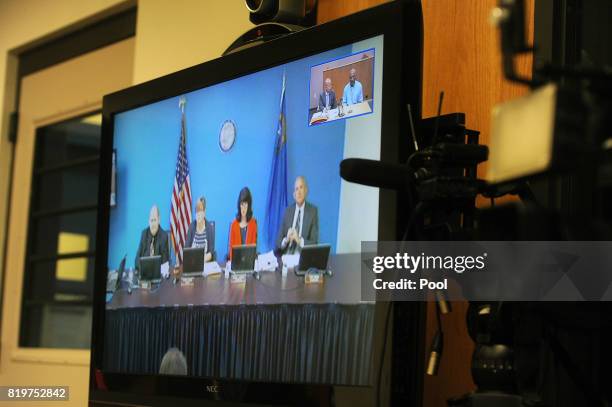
[341,0,612,405]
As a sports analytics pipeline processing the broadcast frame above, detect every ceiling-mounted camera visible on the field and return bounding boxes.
[246,0,315,25]
[224,0,317,55]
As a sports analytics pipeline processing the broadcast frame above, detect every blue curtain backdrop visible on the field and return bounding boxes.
[109,45,351,268]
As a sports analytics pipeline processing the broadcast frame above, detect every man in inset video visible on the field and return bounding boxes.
[318,78,337,110]
[342,68,364,105]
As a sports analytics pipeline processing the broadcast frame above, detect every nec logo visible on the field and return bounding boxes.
[206,385,220,393]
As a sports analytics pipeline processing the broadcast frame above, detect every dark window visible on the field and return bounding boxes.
[19,113,100,349]
[534,0,612,70]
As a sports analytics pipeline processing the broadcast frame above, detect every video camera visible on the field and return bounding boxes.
[340,0,612,406]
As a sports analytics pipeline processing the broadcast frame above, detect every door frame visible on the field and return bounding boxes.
[0,5,136,352]
[0,36,134,407]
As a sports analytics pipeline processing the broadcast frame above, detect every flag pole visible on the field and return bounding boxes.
[279,71,286,110]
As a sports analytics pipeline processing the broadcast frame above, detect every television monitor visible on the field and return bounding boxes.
[139,255,162,282]
[182,247,205,275]
[296,244,331,274]
[231,244,257,272]
[91,2,424,406]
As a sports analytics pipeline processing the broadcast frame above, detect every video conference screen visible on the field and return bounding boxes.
[103,35,383,386]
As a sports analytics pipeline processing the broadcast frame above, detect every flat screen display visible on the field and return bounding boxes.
[103,35,384,386]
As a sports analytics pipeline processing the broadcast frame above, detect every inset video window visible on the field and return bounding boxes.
[308,48,375,126]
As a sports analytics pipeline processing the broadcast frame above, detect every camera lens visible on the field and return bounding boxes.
[245,0,263,12]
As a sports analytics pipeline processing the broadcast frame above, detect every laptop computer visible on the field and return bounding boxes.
[140,255,162,282]
[295,244,331,276]
[231,244,257,273]
[183,247,205,277]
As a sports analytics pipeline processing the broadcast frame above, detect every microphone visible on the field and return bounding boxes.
[426,330,443,376]
[339,158,417,191]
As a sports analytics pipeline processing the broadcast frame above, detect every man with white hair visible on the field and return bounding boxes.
[276,176,319,254]
[135,204,170,268]
[318,77,337,110]
[159,347,187,375]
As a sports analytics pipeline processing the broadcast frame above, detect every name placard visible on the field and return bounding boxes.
[230,273,247,284]
[305,272,323,284]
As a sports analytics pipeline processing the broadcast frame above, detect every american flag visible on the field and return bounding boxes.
[170,97,192,264]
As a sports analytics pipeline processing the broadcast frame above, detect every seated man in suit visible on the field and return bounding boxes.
[185,196,215,262]
[276,176,319,254]
[342,68,364,105]
[135,204,170,269]
[318,78,337,111]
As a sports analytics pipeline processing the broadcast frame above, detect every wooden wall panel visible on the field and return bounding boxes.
[421,0,533,177]
[420,4,532,403]
[317,1,533,406]
[317,0,390,23]
[324,57,374,101]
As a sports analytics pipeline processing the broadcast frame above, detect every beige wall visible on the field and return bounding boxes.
[0,0,254,282]
[0,0,131,334]
[133,0,252,84]
[0,0,253,404]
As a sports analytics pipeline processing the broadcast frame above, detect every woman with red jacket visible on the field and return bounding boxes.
[228,187,257,260]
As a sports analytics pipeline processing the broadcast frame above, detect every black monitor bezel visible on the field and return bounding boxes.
[91,1,423,405]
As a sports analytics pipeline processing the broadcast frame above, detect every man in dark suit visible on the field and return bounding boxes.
[318,78,337,110]
[135,205,170,269]
[276,176,319,254]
